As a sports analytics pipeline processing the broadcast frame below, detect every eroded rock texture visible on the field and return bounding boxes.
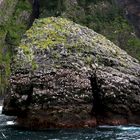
[92,67,140,125]
[2,17,140,129]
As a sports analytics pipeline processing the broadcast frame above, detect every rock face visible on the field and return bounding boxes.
[2,17,140,129]
[0,0,32,95]
[117,0,140,37]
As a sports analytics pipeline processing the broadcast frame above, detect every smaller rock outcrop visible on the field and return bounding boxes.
[2,17,140,129]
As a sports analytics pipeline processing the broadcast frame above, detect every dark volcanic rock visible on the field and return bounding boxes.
[92,67,140,125]
[2,17,140,129]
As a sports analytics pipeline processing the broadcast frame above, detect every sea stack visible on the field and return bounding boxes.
[2,17,140,129]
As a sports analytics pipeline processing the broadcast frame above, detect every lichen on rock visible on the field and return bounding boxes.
[3,17,140,129]
[13,17,139,73]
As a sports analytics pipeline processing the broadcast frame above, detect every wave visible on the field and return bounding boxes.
[98,125,140,131]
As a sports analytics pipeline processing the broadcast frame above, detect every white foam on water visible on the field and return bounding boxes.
[0,105,16,126]
[120,126,140,131]
[1,132,7,139]
[0,106,2,111]
[98,125,118,129]
[0,106,3,115]
[99,125,140,131]
[6,121,15,125]
[48,139,61,140]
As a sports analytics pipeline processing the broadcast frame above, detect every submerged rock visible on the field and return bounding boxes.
[2,17,140,129]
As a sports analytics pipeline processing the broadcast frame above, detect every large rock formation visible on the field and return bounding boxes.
[2,17,140,129]
[0,0,140,95]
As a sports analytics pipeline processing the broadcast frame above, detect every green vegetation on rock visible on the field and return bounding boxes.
[40,0,140,61]
[0,0,140,95]
[1,0,32,45]
[0,0,32,94]
[14,17,138,75]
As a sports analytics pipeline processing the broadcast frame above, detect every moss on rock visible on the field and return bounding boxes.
[13,17,139,76]
[39,0,140,61]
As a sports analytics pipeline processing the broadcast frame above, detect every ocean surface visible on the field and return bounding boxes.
[0,106,140,140]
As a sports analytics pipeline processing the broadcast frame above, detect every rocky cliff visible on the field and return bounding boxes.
[0,0,32,94]
[3,17,140,129]
[117,0,140,37]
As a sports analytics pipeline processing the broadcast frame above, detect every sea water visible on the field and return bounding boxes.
[0,106,140,140]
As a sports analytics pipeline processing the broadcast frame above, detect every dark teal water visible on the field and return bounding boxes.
[0,106,140,140]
